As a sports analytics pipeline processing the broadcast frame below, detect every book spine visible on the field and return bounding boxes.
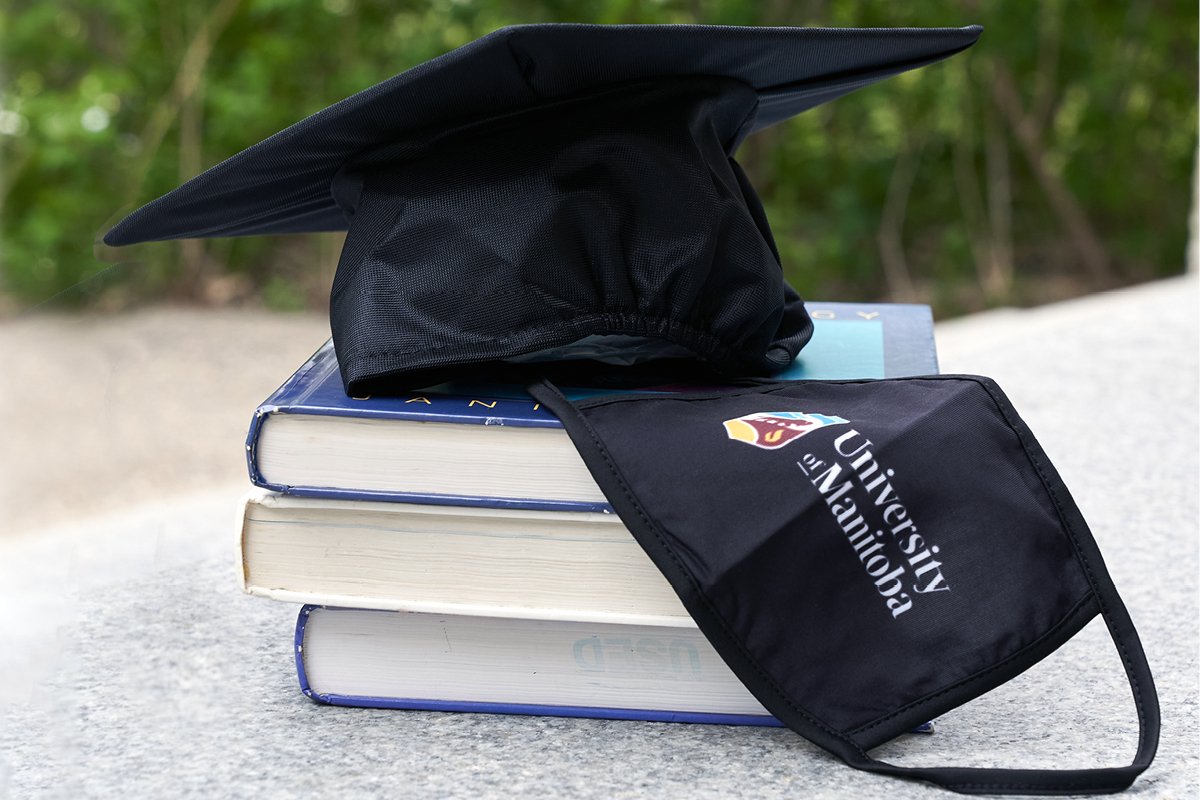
[235,492,254,595]
[295,605,316,699]
[247,342,339,490]
[245,410,271,490]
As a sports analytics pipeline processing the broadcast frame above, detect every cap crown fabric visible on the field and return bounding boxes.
[330,75,809,392]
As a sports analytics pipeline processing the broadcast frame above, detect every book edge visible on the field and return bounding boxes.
[293,605,776,726]
[252,586,698,628]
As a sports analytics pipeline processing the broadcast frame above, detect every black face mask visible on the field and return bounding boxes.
[527,374,1159,796]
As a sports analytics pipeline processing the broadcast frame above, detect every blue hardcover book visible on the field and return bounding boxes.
[247,302,937,513]
[295,604,785,726]
[294,605,939,730]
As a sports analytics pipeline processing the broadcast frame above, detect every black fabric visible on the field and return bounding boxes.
[102,24,981,243]
[330,76,809,394]
[102,23,981,392]
[527,375,1159,795]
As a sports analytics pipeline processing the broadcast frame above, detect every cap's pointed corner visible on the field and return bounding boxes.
[97,205,140,248]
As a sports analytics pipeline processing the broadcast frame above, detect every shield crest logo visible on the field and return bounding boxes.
[722,412,848,450]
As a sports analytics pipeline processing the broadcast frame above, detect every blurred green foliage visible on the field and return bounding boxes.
[1,0,1196,315]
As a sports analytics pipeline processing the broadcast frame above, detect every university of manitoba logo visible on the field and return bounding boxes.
[722,412,848,450]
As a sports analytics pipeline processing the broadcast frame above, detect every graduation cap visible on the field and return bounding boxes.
[104,23,982,393]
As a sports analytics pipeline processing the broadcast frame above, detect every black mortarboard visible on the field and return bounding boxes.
[104,24,981,393]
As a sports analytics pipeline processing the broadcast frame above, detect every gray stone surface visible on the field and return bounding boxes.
[0,307,329,536]
[2,276,1196,798]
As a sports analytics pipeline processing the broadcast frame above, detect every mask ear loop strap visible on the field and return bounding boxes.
[528,376,1160,796]
[842,579,1159,794]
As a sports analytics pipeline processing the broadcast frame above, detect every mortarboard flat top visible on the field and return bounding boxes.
[104,24,981,392]
[105,24,981,244]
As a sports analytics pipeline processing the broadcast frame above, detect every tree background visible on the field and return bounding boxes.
[2,0,1196,317]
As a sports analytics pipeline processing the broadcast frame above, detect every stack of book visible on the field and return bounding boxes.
[236,301,939,726]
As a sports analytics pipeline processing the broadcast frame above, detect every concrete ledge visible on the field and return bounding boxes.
[2,277,1196,798]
